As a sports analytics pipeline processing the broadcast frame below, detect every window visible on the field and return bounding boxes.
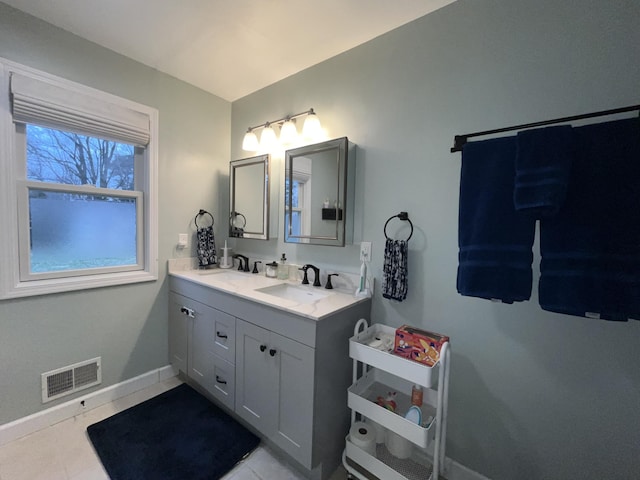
[0,59,158,299]
[284,177,304,243]
[284,164,311,243]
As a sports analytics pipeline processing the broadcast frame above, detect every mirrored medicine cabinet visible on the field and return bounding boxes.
[229,154,270,240]
[284,137,355,246]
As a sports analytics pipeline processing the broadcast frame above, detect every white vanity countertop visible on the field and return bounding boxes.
[168,266,370,321]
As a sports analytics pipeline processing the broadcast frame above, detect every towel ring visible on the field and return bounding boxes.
[229,211,247,229]
[384,211,413,241]
[194,209,214,229]
[229,211,247,238]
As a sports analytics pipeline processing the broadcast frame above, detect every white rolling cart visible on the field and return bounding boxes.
[342,319,450,480]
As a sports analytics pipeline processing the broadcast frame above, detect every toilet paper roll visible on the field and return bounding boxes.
[349,422,376,456]
[365,418,386,443]
[385,430,413,459]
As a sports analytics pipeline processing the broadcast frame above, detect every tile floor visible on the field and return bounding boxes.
[0,377,349,480]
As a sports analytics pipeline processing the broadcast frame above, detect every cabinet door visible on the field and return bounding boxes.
[270,331,315,467]
[235,319,277,434]
[188,300,216,390]
[168,293,189,374]
[236,318,315,467]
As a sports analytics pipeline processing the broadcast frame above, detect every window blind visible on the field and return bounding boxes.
[10,73,150,146]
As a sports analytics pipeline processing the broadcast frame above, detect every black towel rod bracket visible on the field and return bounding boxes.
[450,104,640,152]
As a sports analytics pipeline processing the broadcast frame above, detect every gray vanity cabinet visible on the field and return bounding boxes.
[168,291,236,410]
[236,318,314,466]
[168,274,371,480]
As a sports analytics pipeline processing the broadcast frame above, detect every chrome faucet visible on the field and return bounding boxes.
[300,264,321,287]
[233,254,250,272]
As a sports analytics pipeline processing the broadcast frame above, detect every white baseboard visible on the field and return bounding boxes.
[445,457,492,480]
[0,364,177,446]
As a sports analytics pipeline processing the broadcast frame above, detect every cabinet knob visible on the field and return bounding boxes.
[215,375,227,385]
[269,348,277,357]
[216,331,228,339]
[260,344,267,352]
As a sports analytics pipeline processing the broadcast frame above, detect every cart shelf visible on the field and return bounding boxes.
[345,435,434,480]
[349,323,439,388]
[343,320,450,480]
[348,367,437,448]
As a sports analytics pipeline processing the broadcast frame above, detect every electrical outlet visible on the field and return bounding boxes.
[177,233,188,248]
[360,241,372,262]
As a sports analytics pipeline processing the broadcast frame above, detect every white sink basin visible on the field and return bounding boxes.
[255,283,328,304]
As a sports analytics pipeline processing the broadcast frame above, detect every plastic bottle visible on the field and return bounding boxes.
[277,253,289,280]
[355,260,368,297]
[411,385,423,406]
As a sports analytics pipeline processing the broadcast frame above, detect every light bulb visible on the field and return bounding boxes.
[242,130,259,151]
[259,124,278,152]
[302,111,322,140]
[279,119,298,146]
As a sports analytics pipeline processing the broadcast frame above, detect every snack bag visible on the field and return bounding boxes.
[394,325,449,366]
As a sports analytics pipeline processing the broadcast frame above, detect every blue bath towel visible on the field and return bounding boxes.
[539,117,640,321]
[514,125,574,217]
[457,136,536,303]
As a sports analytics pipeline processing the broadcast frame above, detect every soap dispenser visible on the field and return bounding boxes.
[277,253,289,280]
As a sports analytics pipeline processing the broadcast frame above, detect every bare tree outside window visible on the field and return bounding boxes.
[26,125,135,191]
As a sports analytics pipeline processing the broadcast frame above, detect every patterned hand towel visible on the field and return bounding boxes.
[382,238,408,301]
[196,226,217,267]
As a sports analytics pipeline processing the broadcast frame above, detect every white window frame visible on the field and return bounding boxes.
[0,58,158,299]
[285,170,311,243]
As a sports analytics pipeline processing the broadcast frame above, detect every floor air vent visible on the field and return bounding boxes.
[41,357,101,403]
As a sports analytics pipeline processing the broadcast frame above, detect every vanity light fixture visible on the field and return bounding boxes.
[279,117,298,146]
[259,123,278,151]
[302,109,322,140]
[242,129,259,151]
[242,108,322,152]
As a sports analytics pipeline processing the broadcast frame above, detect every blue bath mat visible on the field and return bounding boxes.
[87,383,260,480]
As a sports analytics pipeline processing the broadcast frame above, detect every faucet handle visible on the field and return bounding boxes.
[252,261,262,274]
[299,266,309,285]
[325,273,339,289]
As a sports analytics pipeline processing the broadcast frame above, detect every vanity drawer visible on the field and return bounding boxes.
[212,311,235,364]
[211,354,235,411]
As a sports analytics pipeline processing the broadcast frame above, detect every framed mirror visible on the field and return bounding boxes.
[229,154,270,239]
[284,137,354,246]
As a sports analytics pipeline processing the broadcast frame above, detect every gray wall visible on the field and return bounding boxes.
[2,1,639,479]
[230,1,640,479]
[0,3,230,423]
